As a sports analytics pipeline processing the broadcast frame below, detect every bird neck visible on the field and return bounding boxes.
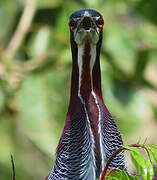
[69,39,102,107]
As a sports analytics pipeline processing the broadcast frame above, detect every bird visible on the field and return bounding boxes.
[47,9,126,180]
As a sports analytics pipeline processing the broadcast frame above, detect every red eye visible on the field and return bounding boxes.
[68,19,77,30]
[97,17,104,28]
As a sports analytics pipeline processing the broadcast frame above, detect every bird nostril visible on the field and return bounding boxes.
[81,17,92,30]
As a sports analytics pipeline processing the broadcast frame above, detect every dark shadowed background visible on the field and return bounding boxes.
[0,0,157,179]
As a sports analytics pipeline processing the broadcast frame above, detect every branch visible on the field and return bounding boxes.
[11,155,15,180]
[99,143,152,180]
[104,169,118,178]
[5,0,37,58]
[99,147,127,180]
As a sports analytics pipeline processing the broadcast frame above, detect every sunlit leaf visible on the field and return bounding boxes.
[129,174,140,180]
[148,144,157,164]
[130,149,153,180]
[106,176,119,180]
[106,169,130,179]
[144,158,154,179]
[27,27,52,57]
[105,24,136,75]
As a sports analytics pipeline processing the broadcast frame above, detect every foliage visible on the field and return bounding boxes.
[100,143,157,180]
[0,0,157,179]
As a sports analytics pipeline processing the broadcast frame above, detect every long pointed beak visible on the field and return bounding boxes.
[74,16,99,45]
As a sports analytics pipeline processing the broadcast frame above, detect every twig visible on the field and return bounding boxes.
[99,143,153,180]
[5,0,37,58]
[11,155,15,180]
[104,169,118,178]
[99,147,128,180]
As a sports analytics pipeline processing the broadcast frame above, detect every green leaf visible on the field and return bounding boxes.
[129,174,140,180]
[144,158,154,179]
[123,145,139,152]
[105,24,136,75]
[130,149,154,180]
[17,75,59,155]
[106,169,130,180]
[106,177,119,180]
[27,27,52,57]
[123,145,155,179]
[119,170,130,180]
[148,144,157,164]
[137,137,141,144]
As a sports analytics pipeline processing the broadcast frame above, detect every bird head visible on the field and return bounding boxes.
[68,9,104,45]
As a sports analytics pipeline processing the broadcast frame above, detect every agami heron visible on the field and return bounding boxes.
[47,9,126,180]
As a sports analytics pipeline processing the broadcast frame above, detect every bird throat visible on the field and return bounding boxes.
[76,40,105,176]
[77,40,96,102]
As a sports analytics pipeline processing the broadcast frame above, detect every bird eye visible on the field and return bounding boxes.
[68,19,77,30]
[96,17,104,28]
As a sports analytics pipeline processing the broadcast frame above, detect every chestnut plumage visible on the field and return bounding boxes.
[47,9,126,180]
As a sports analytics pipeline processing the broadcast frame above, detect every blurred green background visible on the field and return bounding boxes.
[0,0,157,179]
